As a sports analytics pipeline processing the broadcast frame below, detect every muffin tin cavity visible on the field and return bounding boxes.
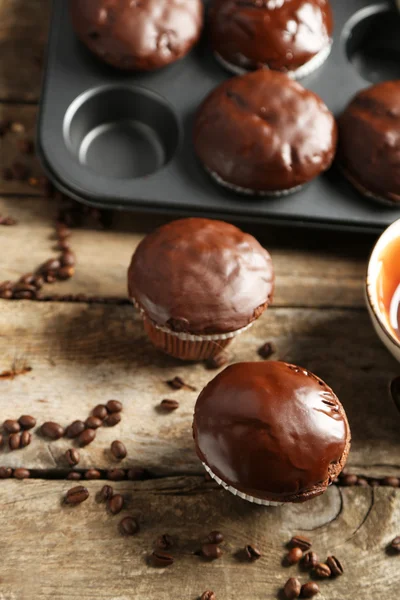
[63,86,180,179]
[345,4,400,83]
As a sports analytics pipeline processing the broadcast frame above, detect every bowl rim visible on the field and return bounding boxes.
[366,217,400,350]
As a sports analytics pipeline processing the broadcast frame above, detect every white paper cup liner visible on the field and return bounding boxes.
[214,42,332,80]
[203,463,284,507]
[205,167,304,198]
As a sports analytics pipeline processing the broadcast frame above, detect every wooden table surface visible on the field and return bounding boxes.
[1,2,400,599]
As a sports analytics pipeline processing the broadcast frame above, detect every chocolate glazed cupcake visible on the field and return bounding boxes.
[209,0,333,79]
[128,218,274,361]
[337,80,400,206]
[69,0,204,71]
[193,362,351,505]
[194,69,337,195]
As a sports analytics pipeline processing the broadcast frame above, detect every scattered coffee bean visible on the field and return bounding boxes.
[20,431,31,448]
[111,440,127,460]
[60,251,76,267]
[85,469,101,480]
[107,468,126,481]
[369,479,380,487]
[40,258,61,274]
[65,485,89,505]
[119,516,139,536]
[108,493,124,515]
[18,415,36,430]
[300,582,319,598]
[18,139,34,155]
[3,419,21,434]
[0,285,12,299]
[200,592,216,600]
[160,399,179,411]
[66,472,82,481]
[341,473,358,486]
[100,484,114,501]
[104,413,121,427]
[92,404,108,420]
[205,353,229,370]
[56,223,70,240]
[0,467,13,478]
[313,563,331,579]
[258,341,275,359]
[288,536,312,552]
[283,577,301,600]
[127,467,147,481]
[9,433,21,450]
[12,289,36,300]
[201,543,223,560]
[326,555,344,576]
[0,433,3,448]
[156,534,173,550]
[106,400,123,413]
[65,448,80,467]
[85,416,102,430]
[14,468,30,480]
[357,477,369,487]
[208,531,224,545]
[166,376,196,391]
[151,551,174,567]
[301,551,318,570]
[389,537,400,553]
[0,216,17,226]
[245,544,261,560]
[65,420,86,439]
[286,547,303,565]
[382,476,400,487]
[58,266,75,280]
[10,122,25,134]
[77,428,96,447]
[41,421,64,440]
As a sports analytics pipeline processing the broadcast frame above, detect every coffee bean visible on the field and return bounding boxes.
[40,258,61,274]
[357,477,369,487]
[258,341,275,359]
[301,551,318,570]
[382,476,400,487]
[326,555,344,576]
[44,273,57,284]
[108,493,124,515]
[20,431,31,448]
[111,440,127,460]
[14,468,30,480]
[0,467,13,478]
[65,420,86,439]
[208,531,224,545]
[119,516,139,536]
[201,543,222,560]
[100,485,114,501]
[341,474,358,486]
[300,582,319,598]
[92,404,108,420]
[166,376,196,391]
[56,223,70,240]
[65,485,89,505]
[58,266,75,280]
[0,287,12,299]
[85,469,101,480]
[60,251,76,267]
[41,421,64,440]
[65,448,80,466]
[151,551,174,567]
[3,419,21,433]
[13,290,35,300]
[156,534,174,550]
[85,416,102,429]
[10,122,25,133]
[313,563,331,579]
[288,536,312,552]
[107,468,126,481]
[160,399,179,411]
[245,544,261,560]
[205,353,229,370]
[369,478,381,487]
[18,415,36,430]
[9,433,21,450]
[200,592,216,600]
[13,283,37,295]
[127,467,147,481]
[286,548,303,565]
[0,433,3,448]
[283,577,301,600]
[78,428,96,447]
[106,400,123,413]
[104,413,121,427]
[66,472,82,481]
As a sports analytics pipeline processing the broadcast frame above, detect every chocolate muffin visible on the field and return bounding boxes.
[128,218,274,361]
[337,80,400,205]
[209,0,333,78]
[193,69,337,195]
[193,362,350,505]
[68,0,204,71]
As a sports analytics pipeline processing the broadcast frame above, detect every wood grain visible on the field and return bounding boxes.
[0,478,397,600]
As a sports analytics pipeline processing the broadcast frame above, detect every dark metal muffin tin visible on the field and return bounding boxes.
[38,0,400,233]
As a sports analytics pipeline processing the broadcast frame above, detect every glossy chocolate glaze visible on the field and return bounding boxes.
[193,70,337,192]
[69,0,204,71]
[128,218,274,335]
[193,362,350,502]
[338,81,400,203]
[209,0,333,73]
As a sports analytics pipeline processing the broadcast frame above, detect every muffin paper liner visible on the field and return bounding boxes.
[339,165,400,207]
[214,41,332,80]
[205,166,304,197]
[203,463,284,507]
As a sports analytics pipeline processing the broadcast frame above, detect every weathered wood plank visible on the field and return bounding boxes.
[0,478,397,599]
[0,0,50,102]
[0,301,398,476]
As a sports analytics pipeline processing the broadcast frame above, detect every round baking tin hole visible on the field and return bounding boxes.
[63,86,180,179]
[345,4,400,83]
